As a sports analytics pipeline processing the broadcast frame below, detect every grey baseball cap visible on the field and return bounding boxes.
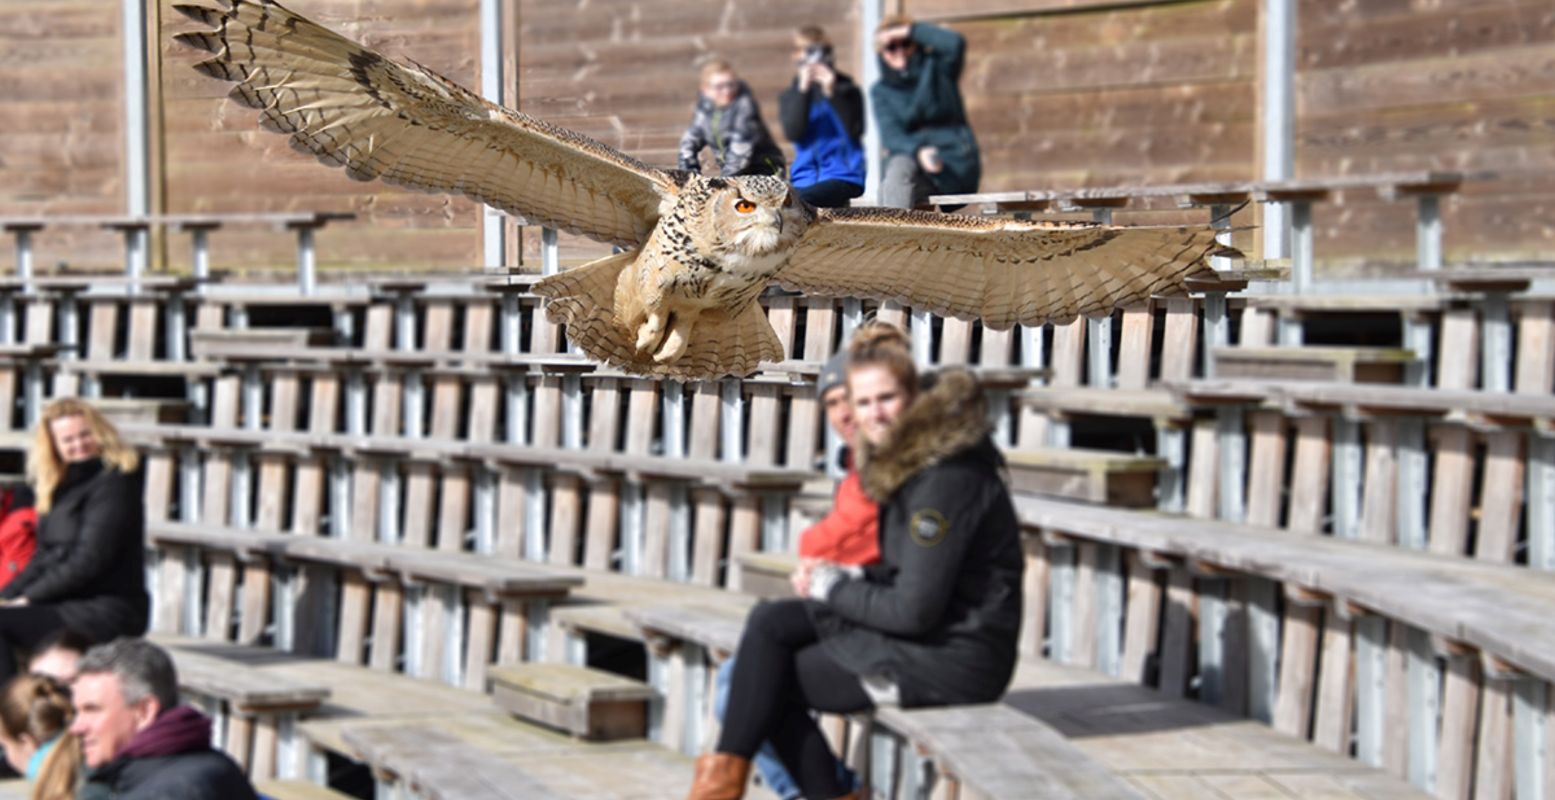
[818,349,850,396]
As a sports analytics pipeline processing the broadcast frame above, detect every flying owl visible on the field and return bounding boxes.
[174,0,1234,379]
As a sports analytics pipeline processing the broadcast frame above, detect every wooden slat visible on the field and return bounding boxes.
[1273,602,1320,739]
[1287,416,1330,533]
[1358,419,1398,545]
[1157,565,1195,697]
[1244,410,1286,528]
[1311,611,1355,754]
[1515,302,1555,394]
[1427,426,1474,557]
[1435,653,1481,800]
[1019,537,1049,657]
[1472,677,1514,800]
[1050,318,1085,387]
[1185,418,1218,519]
[1115,303,1154,390]
[1119,550,1160,683]
[1160,297,1198,384]
[1476,431,1524,563]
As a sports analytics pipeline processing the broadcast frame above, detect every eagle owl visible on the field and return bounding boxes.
[174,0,1235,379]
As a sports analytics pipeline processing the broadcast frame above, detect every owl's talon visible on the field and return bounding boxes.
[654,326,690,364]
[635,312,667,354]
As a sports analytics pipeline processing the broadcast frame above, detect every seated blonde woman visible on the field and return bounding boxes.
[0,399,146,685]
[0,673,81,800]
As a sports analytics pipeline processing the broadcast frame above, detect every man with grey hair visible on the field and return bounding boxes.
[70,637,257,799]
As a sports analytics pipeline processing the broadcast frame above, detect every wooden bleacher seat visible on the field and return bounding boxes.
[1005,447,1165,507]
[1213,345,1417,384]
[487,662,654,740]
[254,780,356,800]
[155,638,330,782]
[874,703,1143,799]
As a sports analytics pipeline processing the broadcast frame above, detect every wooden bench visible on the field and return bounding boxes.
[487,662,654,740]
[254,780,356,800]
[1213,345,1417,384]
[874,703,1143,799]
[1014,493,1554,799]
[1005,447,1165,507]
[156,638,331,783]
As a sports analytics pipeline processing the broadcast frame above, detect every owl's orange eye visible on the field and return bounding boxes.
[734,199,757,214]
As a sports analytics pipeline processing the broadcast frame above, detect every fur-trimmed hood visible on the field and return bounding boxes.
[858,368,992,501]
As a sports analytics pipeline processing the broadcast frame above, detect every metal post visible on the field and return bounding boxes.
[1531,435,1555,570]
[479,0,507,269]
[911,309,932,367]
[1197,579,1228,705]
[1157,426,1187,512]
[295,226,317,295]
[1086,317,1112,388]
[719,379,743,463]
[1047,543,1075,663]
[1331,418,1362,538]
[1203,292,1229,379]
[524,469,547,560]
[1246,578,1279,723]
[191,228,210,288]
[13,230,33,282]
[122,226,147,282]
[1406,629,1441,791]
[542,228,560,276]
[122,0,151,221]
[859,0,883,202]
[1482,292,1512,392]
[1216,407,1246,522]
[1290,200,1313,295]
[1354,616,1388,767]
[1094,543,1123,676]
[473,468,496,554]
[1396,419,1428,550]
[1261,0,1294,260]
[1514,679,1548,798]
[1415,194,1442,272]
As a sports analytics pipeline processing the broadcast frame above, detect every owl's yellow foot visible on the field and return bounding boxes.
[653,321,692,364]
[635,311,668,355]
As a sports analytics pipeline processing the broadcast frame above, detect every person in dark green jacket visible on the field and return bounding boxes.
[870,16,981,208]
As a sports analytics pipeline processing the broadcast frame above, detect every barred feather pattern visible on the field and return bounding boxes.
[782,207,1228,329]
[172,0,673,248]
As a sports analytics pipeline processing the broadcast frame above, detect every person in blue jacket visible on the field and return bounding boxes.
[870,16,980,209]
[778,26,867,208]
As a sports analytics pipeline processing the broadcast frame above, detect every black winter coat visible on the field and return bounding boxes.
[87,749,257,800]
[814,369,1023,707]
[0,458,148,641]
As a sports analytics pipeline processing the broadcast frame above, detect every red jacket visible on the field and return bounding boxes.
[0,489,37,590]
[797,468,879,565]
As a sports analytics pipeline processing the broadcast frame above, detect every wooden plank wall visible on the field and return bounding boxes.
[515,0,859,263]
[0,0,126,268]
[910,0,1259,195]
[1295,0,1555,270]
[158,0,486,273]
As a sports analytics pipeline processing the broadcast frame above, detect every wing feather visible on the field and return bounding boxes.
[173,0,675,247]
[780,207,1228,328]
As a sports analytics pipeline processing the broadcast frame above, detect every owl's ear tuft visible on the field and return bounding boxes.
[705,177,729,191]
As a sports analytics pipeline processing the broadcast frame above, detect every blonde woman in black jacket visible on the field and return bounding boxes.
[0,399,147,684]
[689,323,1023,800]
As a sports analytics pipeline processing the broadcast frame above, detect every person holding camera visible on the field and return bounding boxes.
[778,26,866,209]
[870,16,980,209]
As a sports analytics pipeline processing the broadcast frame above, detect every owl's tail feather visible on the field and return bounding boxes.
[533,252,781,380]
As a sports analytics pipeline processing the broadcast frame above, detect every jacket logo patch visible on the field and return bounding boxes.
[909,508,949,548]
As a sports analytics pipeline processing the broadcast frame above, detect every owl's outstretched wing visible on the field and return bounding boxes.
[780,207,1230,328]
[173,0,676,247]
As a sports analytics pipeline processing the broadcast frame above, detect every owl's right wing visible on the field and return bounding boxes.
[780,207,1231,328]
[174,0,677,248]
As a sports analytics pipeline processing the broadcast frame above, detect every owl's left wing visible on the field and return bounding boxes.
[173,0,676,248]
[780,207,1228,328]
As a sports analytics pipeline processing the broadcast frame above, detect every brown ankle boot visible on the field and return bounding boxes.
[687,753,751,800]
